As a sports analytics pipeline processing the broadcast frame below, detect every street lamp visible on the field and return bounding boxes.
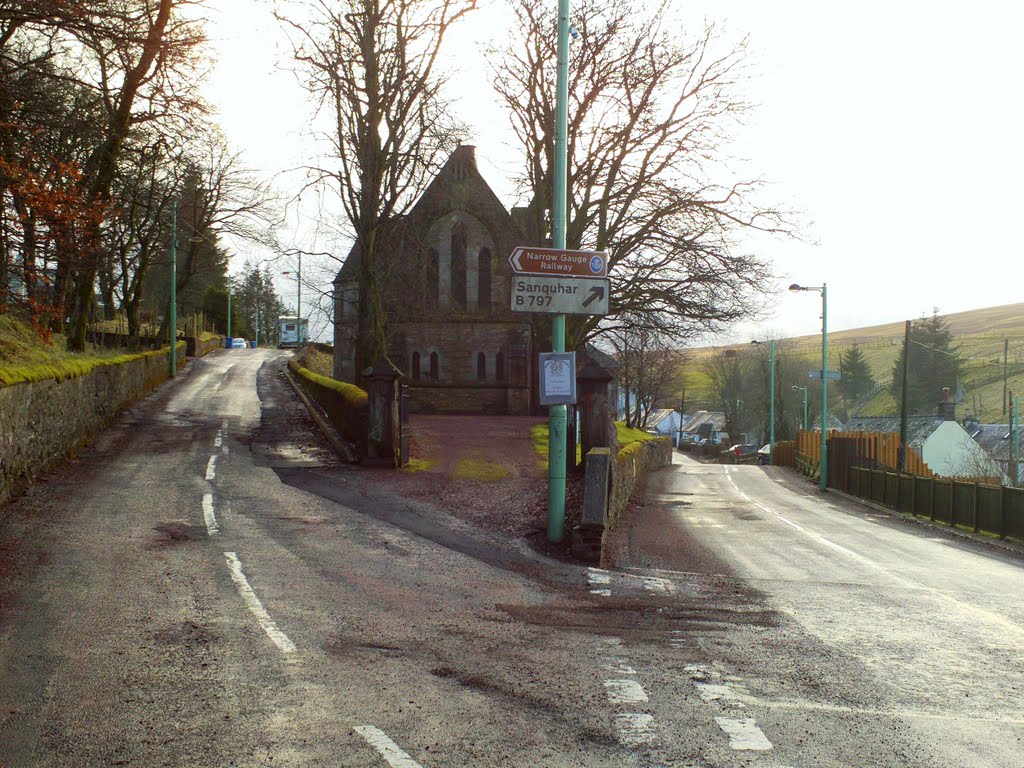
[282,253,302,345]
[790,282,828,491]
[792,385,808,431]
[751,339,775,465]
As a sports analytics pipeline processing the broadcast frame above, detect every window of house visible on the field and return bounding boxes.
[476,352,486,381]
[411,351,421,381]
[430,351,439,381]
[495,351,505,381]
[477,247,491,309]
[451,222,466,308]
[427,249,439,308]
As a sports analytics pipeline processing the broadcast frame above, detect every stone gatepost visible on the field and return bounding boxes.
[577,359,614,461]
[362,356,403,467]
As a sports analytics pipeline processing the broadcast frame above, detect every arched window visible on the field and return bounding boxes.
[427,249,439,308]
[477,247,491,310]
[411,351,421,381]
[430,351,439,381]
[476,352,486,381]
[495,352,505,382]
[451,222,466,308]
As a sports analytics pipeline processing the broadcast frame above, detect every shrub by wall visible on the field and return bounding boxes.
[0,342,186,506]
[287,359,369,456]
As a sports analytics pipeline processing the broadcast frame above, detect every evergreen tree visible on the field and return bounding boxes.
[891,311,960,415]
[841,344,876,403]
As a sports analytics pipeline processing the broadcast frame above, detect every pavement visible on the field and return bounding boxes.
[2,351,1024,766]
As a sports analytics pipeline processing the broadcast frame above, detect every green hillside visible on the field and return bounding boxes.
[682,302,1024,424]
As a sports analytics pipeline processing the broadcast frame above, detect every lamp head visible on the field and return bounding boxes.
[789,283,804,292]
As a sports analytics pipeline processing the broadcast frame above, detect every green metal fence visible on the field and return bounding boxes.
[849,466,1024,542]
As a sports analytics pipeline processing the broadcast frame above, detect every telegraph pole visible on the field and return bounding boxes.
[169,203,177,377]
[898,320,911,471]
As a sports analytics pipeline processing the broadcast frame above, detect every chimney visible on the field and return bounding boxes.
[937,387,955,420]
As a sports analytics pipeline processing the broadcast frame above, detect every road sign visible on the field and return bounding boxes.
[808,370,842,381]
[511,275,609,315]
[508,246,607,278]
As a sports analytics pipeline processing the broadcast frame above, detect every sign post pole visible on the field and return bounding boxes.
[548,0,571,543]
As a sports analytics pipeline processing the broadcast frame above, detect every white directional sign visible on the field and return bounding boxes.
[511,275,609,315]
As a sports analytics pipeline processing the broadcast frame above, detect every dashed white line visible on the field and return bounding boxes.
[354,725,424,768]
[223,552,297,655]
[604,678,649,704]
[202,493,219,535]
[613,713,657,746]
[205,455,217,481]
[714,716,773,751]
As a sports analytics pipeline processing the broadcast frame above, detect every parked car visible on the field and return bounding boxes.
[757,444,771,464]
[230,337,247,349]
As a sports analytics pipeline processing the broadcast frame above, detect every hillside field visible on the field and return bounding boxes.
[680,302,1024,424]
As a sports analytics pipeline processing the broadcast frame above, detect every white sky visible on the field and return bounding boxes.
[201,0,1023,343]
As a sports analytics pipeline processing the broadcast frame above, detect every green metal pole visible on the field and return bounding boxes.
[820,283,829,492]
[1011,397,1019,487]
[803,387,808,432]
[547,0,570,543]
[169,204,177,377]
[297,251,302,346]
[769,339,775,465]
[227,287,231,345]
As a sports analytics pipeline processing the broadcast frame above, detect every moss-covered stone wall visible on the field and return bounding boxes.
[0,343,186,506]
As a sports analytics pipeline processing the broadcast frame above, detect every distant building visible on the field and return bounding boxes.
[963,419,1019,484]
[679,410,729,444]
[645,408,684,445]
[843,414,998,480]
[332,146,534,414]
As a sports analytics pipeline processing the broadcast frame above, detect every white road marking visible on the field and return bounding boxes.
[613,713,657,745]
[604,679,649,704]
[205,455,217,481]
[587,568,611,584]
[590,588,612,597]
[714,716,773,751]
[223,552,297,655]
[695,682,745,707]
[354,726,424,768]
[603,661,637,675]
[727,473,862,559]
[202,493,219,535]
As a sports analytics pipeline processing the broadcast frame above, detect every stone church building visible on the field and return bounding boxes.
[333,146,537,414]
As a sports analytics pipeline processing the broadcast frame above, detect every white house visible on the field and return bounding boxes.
[843,415,1003,480]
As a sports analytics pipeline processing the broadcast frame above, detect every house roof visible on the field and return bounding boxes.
[841,415,948,447]
[680,410,727,433]
[967,423,1015,462]
[646,409,677,431]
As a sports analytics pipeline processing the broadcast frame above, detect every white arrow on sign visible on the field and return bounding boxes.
[510,276,609,315]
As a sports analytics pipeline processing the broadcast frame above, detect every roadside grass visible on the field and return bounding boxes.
[0,315,128,386]
[453,458,512,481]
[530,421,653,468]
[403,456,437,472]
[297,347,334,378]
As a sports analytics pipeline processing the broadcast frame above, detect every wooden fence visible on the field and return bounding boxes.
[848,466,1024,542]
[796,429,934,480]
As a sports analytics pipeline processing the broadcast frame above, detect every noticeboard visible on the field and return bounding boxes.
[539,352,577,406]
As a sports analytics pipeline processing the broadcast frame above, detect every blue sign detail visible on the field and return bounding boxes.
[589,255,603,274]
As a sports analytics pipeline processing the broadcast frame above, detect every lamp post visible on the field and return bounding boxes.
[790,282,828,491]
[282,254,303,346]
[226,283,232,348]
[169,202,177,377]
[751,339,775,465]
[792,385,808,431]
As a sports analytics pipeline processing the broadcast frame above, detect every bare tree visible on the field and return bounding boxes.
[279,0,474,381]
[494,0,793,351]
[610,315,679,428]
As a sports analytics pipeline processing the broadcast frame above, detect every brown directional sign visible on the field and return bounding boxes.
[508,246,607,278]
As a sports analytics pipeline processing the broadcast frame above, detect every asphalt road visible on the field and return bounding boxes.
[1,350,1022,767]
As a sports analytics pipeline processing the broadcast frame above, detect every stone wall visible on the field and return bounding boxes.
[288,360,369,456]
[606,436,673,531]
[0,343,186,506]
[186,335,224,357]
